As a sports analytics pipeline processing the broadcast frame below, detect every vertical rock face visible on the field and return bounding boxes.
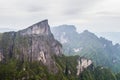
[0,52,3,61]
[0,19,63,73]
[76,58,92,75]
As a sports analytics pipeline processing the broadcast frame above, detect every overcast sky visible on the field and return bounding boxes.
[0,0,120,32]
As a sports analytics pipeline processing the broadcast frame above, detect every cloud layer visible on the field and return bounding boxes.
[0,0,120,32]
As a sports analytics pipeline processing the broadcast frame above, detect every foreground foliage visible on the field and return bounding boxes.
[0,56,120,80]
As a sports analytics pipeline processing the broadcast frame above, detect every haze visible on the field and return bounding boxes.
[0,0,120,33]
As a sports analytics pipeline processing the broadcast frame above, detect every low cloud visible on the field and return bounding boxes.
[0,0,120,32]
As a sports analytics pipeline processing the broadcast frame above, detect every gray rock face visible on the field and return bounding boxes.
[19,20,51,36]
[0,20,62,73]
[76,58,92,75]
[0,52,3,61]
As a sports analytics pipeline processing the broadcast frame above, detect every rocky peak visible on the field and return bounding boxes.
[19,19,51,36]
[0,20,63,73]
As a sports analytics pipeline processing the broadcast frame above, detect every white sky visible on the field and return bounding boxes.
[0,0,120,32]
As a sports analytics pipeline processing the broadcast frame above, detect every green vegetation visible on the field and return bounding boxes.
[0,56,77,80]
[0,55,120,80]
[52,26,120,73]
[80,66,117,80]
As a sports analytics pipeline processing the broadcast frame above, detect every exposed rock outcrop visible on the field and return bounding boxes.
[0,19,62,73]
[76,58,92,75]
[19,20,51,36]
[0,52,3,61]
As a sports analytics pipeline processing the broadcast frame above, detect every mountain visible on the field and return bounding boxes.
[0,20,93,79]
[52,25,120,73]
[0,20,120,80]
[96,32,120,44]
[0,20,64,73]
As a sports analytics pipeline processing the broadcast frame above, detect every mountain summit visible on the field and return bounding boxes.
[0,20,62,73]
[19,19,51,36]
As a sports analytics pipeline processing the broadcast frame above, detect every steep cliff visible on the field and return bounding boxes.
[0,20,62,73]
[76,57,92,75]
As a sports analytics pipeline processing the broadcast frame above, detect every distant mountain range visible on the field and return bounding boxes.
[51,25,120,73]
[96,32,120,44]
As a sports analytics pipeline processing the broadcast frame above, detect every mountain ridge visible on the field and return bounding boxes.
[52,25,120,72]
[0,20,92,76]
[0,21,120,80]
